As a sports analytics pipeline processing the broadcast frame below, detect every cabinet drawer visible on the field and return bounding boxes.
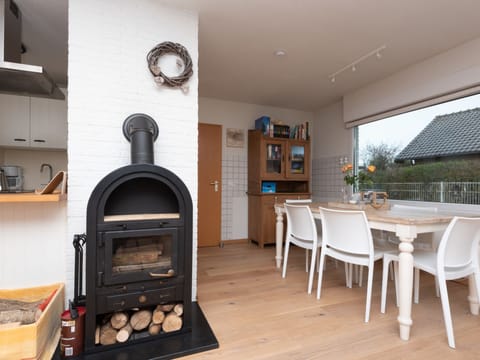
[97,286,180,313]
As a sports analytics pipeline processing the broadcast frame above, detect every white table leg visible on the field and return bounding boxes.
[396,225,415,341]
[275,207,284,268]
[468,274,480,315]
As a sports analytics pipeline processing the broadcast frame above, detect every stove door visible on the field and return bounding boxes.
[101,228,179,286]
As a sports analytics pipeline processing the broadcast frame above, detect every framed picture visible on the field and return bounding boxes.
[226,128,245,148]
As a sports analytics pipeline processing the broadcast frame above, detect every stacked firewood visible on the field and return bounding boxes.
[96,302,183,346]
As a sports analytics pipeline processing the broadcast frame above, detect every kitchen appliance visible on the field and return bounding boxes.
[0,165,23,191]
[0,169,7,191]
[0,0,64,99]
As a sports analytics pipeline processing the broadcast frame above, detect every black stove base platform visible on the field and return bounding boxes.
[54,302,218,360]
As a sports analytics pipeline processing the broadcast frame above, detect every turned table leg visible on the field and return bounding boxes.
[396,225,416,341]
[274,206,284,269]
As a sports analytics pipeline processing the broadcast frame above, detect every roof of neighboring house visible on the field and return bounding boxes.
[395,107,480,161]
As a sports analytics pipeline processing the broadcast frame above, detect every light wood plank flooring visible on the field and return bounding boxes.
[184,243,480,360]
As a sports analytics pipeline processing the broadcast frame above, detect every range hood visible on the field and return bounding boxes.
[0,0,64,100]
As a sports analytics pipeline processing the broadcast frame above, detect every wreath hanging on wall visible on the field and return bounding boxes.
[146,41,193,92]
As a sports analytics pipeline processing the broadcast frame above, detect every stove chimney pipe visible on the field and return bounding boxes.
[122,114,159,164]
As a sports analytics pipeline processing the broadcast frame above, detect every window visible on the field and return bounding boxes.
[357,93,480,204]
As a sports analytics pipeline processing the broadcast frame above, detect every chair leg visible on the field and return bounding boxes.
[437,274,455,348]
[345,263,352,288]
[282,240,291,279]
[365,263,374,323]
[307,247,317,294]
[317,252,327,299]
[414,268,420,304]
[380,257,391,313]
[358,266,364,287]
[305,249,309,273]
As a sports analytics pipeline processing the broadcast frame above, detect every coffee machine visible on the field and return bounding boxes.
[0,165,24,192]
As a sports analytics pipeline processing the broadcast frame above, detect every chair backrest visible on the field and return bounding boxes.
[285,199,313,204]
[438,216,480,271]
[284,204,317,242]
[319,207,373,256]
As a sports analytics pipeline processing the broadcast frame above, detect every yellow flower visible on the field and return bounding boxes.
[367,165,376,173]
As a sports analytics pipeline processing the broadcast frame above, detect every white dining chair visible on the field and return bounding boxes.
[411,216,480,348]
[282,204,322,294]
[316,207,389,322]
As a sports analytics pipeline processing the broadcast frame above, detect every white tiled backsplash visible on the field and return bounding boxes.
[311,155,349,202]
[222,151,248,240]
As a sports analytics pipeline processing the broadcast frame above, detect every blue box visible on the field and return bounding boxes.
[255,116,271,135]
[262,181,276,193]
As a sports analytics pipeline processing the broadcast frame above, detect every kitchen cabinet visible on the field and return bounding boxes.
[247,129,311,247]
[0,94,30,147]
[0,92,67,149]
[30,96,67,149]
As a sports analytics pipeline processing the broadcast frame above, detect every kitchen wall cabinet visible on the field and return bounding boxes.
[247,129,311,247]
[30,96,67,149]
[0,93,67,149]
[0,94,30,147]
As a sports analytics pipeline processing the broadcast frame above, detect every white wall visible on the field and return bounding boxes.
[311,101,353,202]
[0,202,66,288]
[199,97,314,241]
[68,1,198,300]
[344,37,480,123]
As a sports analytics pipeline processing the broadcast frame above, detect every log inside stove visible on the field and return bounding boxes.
[111,238,170,273]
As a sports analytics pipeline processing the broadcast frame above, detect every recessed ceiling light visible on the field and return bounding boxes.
[274,49,287,57]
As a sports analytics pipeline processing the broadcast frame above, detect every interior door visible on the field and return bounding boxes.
[198,123,222,247]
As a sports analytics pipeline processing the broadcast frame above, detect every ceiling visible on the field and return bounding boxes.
[13,0,480,111]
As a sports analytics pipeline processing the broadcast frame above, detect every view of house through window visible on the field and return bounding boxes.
[357,93,480,204]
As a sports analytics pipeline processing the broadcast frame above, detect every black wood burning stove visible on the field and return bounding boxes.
[79,114,217,359]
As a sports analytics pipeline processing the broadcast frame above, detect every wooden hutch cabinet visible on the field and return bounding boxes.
[247,129,311,247]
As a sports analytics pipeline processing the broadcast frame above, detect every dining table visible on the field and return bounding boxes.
[273,201,480,342]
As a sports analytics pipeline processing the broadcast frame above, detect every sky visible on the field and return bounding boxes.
[358,92,480,160]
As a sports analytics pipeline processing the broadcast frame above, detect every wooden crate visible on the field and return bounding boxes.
[0,283,65,360]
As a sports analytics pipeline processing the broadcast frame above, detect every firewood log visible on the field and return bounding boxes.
[162,312,182,332]
[110,311,129,329]
[152,306,165,324]
[173,303,184,317]
[157,303,175,312]
[148,322,162,335]
[116,323,133,343]
[95,325,100,344]
[129,309,152,331]
[99,322,117,345]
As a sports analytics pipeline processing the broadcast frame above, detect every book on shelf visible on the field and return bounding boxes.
[289,121,310,140]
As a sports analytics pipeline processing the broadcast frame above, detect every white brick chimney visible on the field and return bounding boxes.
[67,0,199,301]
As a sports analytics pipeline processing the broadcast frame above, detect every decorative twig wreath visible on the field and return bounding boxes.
[147,41,193,92]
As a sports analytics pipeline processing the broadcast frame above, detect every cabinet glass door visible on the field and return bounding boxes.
[288,145,305,176]
[265,142,283,175]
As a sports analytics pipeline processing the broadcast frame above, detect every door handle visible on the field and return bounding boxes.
[209,180,219,192]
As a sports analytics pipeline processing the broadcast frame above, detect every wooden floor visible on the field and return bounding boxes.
[184,243,480,360]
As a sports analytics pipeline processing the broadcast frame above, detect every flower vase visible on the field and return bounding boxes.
[341,185,352,203]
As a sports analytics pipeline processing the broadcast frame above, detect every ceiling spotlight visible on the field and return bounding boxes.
[274,49,287,57]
